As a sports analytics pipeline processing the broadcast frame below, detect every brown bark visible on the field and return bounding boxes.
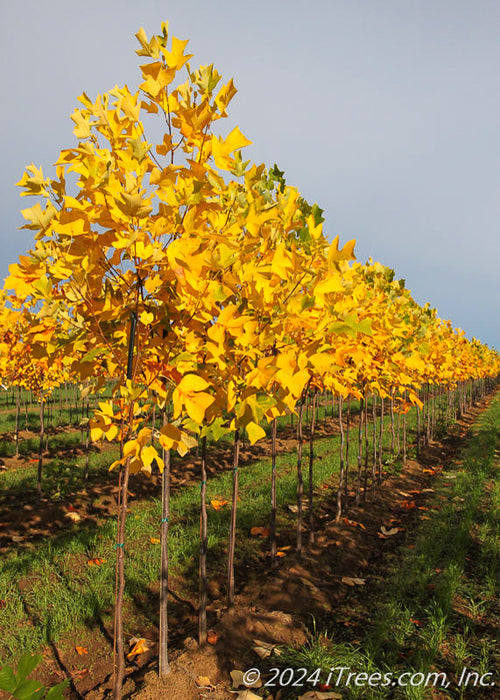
[227,429,240,606]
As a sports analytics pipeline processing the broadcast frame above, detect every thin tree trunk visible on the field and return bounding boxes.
[416,403,421,457]
[36,392,44,499]
[296,396,306,556]
[335,396,345,523]
[378,397,384,482]
[15,386,21,458]
[355,397,364,506]
[403,395,407,464]
[308,391,317,546]
[227,429,240,606]
[270,418,278,568]
[159,446,171,676]
[390,392,395,459]
[198,436,208,645]
[372,395,377,490]
[113,458,131,699]
[344,396,351,503]
[363,395,369,500]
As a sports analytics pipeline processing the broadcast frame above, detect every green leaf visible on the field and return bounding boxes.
[0,666,17,693]
[206,416,231,442]
[44,680,69,700]
[25,688,45,700]
[130,138,151,162]
[16,655,42,683]
[11,678,44,700]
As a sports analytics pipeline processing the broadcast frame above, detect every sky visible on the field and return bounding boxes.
[1,0,499,349]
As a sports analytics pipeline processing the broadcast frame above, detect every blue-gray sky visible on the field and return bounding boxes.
[1,0,499,348]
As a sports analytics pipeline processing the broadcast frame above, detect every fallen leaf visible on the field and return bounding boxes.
[11,535,24,543]
[230,690,262,700]
[380,526,399,537]
[211,499,228,511]
[298,691,342,699]
[87,558,105,566]
[150,537,160,545]
[75,646,88,655]
[276,551,286,558]
[196,675,214,688]
[71,668,89,680]
[343,518,365,529]
[127,637,150,659]
[250,526,270,538]
[341,576,366,586]
[288,503,308,513]
[398,500,417,510]
[207,629,218,645]
[423,468,436,475]
[65,512,82,523]
[252,639,276,658]
[230,669,262,689]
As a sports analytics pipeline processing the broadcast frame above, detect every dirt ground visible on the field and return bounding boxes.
[0,397,493,699]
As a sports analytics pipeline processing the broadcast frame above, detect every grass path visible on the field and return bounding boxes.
[277,392,500,699]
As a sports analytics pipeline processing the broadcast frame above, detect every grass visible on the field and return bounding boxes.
[0,395,426,665]
[274,392,500,698]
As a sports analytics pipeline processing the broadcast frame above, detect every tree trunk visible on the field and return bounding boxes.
[36,392,44,500]
[335,396,345,523]
[159,446,171,676]
[296,396,306,556]
[113,458,131,699]
[270,418,278,567]
[372,395,377,490]
[15,386,21,458]
[308,391,317,546]
[198,436,208,645]
[227,429,240,606]
[356,397,364,506]
[344,396,350,503]
[377,397,384,482]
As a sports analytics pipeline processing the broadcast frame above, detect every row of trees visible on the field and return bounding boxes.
[2,22,499,697]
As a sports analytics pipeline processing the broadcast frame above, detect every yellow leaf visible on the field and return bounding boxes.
[140,310,154,325]
[177,373,210,393]
[184,391,215,424]
[141,444,164,472]
[211,126,252,170]
[123,439,139,458]
[105,423,118,442]
[245,421,266,445]
[211,499,228,511]
[115,192,153,219]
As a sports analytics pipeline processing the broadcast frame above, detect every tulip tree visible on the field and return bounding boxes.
[4,19,500,700]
